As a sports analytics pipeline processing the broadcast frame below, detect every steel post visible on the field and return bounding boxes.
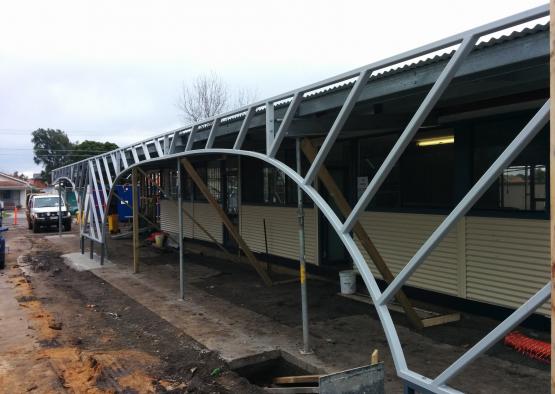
[58,181,62,237]
[132,167,139,273]
[177,159,185,299]
[296,139,311,354]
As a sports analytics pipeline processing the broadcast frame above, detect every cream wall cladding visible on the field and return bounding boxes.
[355,211,459,296]
[465,216,549,316]
[160,198,550,316]
[191,202,223,243]
[158,199,196,240]
[355,212,549,316]
[240,205,318,265]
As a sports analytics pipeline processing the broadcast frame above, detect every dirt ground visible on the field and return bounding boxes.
[0,223,262,393]
[0,218,551,393]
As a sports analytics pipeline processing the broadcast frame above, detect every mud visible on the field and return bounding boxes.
[0,225,262,393]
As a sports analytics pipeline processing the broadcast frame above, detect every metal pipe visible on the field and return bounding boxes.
[58,181,62,237]
[132,167,139,273]
[297,138,311,354]
[177,159,185,299]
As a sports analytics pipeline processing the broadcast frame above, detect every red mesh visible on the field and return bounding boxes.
[504,331,550,364]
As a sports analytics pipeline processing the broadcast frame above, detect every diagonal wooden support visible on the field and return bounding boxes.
[181,158,273,287]
[301,138,423,329]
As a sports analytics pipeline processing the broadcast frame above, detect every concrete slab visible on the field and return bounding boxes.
[84,265,330,373]
[44,234,76,239]
[62,252,114,271]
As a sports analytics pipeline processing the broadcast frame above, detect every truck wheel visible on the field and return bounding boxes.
[64,222,71,232]
[32,220,39,233]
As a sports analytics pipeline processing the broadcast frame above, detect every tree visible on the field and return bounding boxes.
[177,71,258,124]
[72,140,118,163]
[11,171,28,181]
[32,129,74,181]
[31,129,118,182]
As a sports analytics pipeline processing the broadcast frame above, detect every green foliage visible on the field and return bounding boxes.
[72,140,118,162]
[32,129,74,181]
[31,129,118,182]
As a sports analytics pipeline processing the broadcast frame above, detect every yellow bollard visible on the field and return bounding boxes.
[108,214,119,234]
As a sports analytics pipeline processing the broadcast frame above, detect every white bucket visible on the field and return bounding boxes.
[339,270,357,294]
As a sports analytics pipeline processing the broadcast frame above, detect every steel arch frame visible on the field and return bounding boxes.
[55,142,551,393]
[50,5,552,392]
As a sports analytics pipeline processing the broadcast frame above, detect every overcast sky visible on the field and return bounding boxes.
[0,0,548,177]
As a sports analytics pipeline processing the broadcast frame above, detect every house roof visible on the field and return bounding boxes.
[0,173,31,189]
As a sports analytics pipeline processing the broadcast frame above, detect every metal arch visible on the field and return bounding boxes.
[90,147,407,375]
[48,5,552,393]
[92,146,547,394]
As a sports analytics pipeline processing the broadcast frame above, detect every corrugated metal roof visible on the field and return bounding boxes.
[296,22,548,103]
[188,22,549,130]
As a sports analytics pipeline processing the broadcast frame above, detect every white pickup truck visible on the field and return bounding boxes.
[26,194,72,233]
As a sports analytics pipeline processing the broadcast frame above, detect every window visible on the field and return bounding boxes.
[206,164,222,203]
[401,132,455,209]
[241,152,311,206]
[473,117,547,214]
[263,167,286,204]
[499,165,546,211]
[358,131,455,210]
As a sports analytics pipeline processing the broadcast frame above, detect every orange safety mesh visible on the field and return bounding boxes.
[504,331,550,364]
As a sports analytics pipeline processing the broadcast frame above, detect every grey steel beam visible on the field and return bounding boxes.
[177,158,185,299]
[121,149,129,169]
[433,282,550,386]
[233,107,254,150]
[169,130,180,153]
[95,158,108,203]
[142,143,151,160]
[131,147,140,164]
[154,138,164,157]
[205,119,219,149]
[296,139,311,354]
[163,134,170,154]
[303,69,372,185]
[102,156,113,188]
[343,35,477,233]
[266,102,275,154]
[185,126,197,151]
[378,100,549,305]
[58,180,62,237]
[88,161,104,221]
[110,153,120,175]
[269,93,303,158]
